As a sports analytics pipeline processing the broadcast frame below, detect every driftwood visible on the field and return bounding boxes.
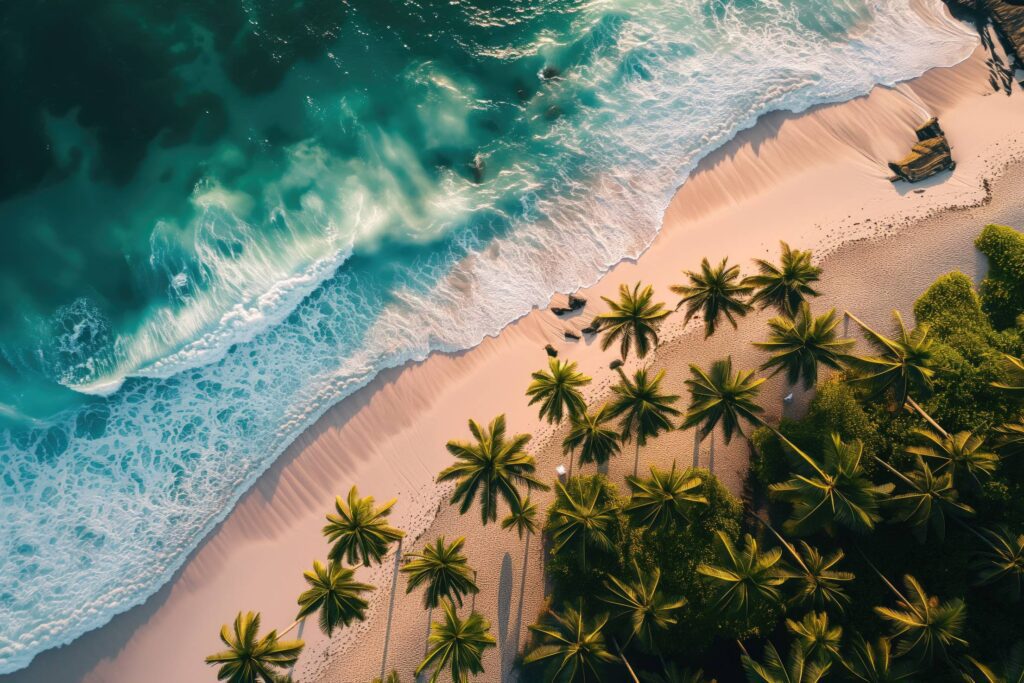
[987,0,1024,61]
[888,118,955,183]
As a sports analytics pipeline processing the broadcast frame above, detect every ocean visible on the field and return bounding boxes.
[0,0,974,673]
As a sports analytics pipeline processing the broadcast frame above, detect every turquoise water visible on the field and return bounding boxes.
[0,0,974,673]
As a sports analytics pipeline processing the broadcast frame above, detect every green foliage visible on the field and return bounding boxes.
[205,611,305,683]
[976,224,1024,328]
[323,486,404,567]
[416,600,496,683]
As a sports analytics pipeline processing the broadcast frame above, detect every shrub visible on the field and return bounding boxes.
[913,271,987,337]
[976,224,1024,328]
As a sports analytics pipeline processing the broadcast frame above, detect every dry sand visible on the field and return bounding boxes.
[7,40,1024,683]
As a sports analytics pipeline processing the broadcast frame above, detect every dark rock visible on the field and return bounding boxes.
[564,331,580,341]
[541,66,561,80]
[545,344,558,358]
[581,319,602,335]
[888,118,955,183]
[609,359,623,371]
[988,0,1024,62]
[544,105,563,121]
[568,295,587,310]
[468,155,485,184]
[551,306,571,316]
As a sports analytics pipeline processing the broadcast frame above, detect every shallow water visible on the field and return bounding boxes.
[0,0,974,672]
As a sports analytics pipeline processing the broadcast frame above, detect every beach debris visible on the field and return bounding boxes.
[609,359,623,371]
[888,117,955,183]
[555,464,567,482]
[545,344,558,357]
[552,295,587,317]
[564,330,581,341]
[581,319,602,335]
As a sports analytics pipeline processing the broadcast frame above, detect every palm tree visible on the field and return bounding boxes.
[548,477,618,570]
[296,560,374,637]
[597,282,671,361]
[877,456,974,543]
[640,663,712,683]
[786,612,842,664]
[608,368,681,476]
[769,433,893,536]
[697,531,786,621]
[439,415,548,525]
[873,574,967,664]
[992,417,1024,457]
[415,599,496,683]
[844,311,935,414]
[372,671,402,683]
[774,537,854,613]
[841,634,918,682]
[502,496,540,540]
[682,358,764,449]
[600,561,686,648]
[754,305,853,390]
[524,604,617,682]
[672,257,753,338]
[906,427,999,486]
[992,353,1024,392]
[624,462,707,530]
[401,537,479,609]
[739,641,830,683]
[745,242,822,318]
[563,404,622,471]
[527,358,591,425]
[971,525,1024,601]
[205,611,305,683]
[964,640,1024,683]
[323,486,404,566]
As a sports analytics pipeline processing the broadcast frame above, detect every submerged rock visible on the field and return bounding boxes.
[888,117,955,183]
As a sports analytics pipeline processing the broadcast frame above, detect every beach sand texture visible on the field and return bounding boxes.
[7,42,1024,683]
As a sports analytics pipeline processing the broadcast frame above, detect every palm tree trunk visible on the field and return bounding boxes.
[633,440,641,478]
[279,617,303,638]
[907,396,949,438]
[380,538,403,680]
[470,570,478,612]
[612,637,641,683]
[692,430,701,469]
[568,447,575,479]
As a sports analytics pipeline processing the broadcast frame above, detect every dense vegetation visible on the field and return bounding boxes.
[205,230,1024,682]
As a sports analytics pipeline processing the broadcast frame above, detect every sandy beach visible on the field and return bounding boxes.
[8,37,1024,683]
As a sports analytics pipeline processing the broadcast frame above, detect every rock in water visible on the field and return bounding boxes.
[545,344,558,358]
[568,295,586,310]
[888,117,955,183]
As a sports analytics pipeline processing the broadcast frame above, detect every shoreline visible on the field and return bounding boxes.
[6,40,1024,682]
